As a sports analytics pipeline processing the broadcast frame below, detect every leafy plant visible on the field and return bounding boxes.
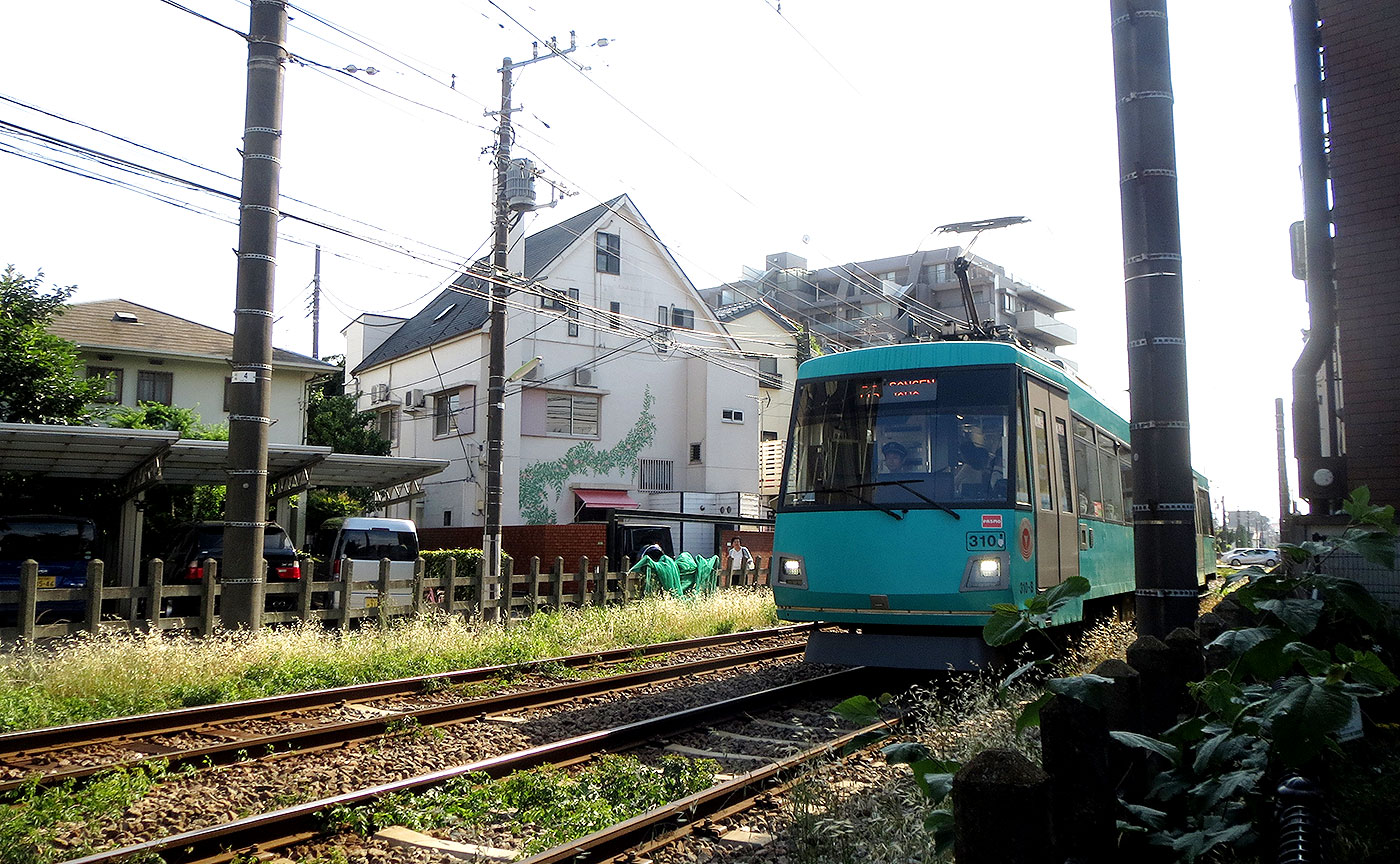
[1109,487,1400,860]
[984,575,1091,648]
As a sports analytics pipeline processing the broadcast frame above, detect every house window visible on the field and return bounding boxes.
[609,301,621,329]
[638,458,674,491]
[762,430,779,442]
[596,231,621,274]
[934,262,949,283]
[670,307,695,330]
[542,288,566,311]
[136,370,173,406]
[689,442,702,463]
[87,367,123,404]
[758,356,781,389]
[546,392,600,437]
[434,387,475,437]
[567,287,580,338]
[377,407,399,445]
[1002,292,1017,314]
[722,408,744,423]
[443,510,452,527]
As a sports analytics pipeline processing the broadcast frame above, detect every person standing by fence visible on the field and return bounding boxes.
[726,536,752,585]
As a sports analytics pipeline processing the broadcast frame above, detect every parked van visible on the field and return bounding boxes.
[0,515,98,622]
[308,517,419,610]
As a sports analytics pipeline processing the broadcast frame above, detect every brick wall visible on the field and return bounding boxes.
[1319,1,1400,505]
[419,524,607,569]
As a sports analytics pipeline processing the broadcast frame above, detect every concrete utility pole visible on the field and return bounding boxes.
[483,35,580,599]
[311,245,321,361]
[1109,1,1198,639]
[223,0,288,630]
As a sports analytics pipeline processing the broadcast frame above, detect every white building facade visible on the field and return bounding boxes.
[344,195,760,532]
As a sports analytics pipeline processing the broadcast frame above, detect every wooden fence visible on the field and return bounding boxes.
[0,554,771,643]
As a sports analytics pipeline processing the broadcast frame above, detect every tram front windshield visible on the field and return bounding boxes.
[782,366,1015,511]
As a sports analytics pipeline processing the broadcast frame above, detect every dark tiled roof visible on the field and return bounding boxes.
[714,300,799,332]
[353,195,627,374]
[49,299,334,371]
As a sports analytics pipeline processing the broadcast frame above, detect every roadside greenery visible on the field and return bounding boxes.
[0,266,109,426]
[324,754,717,855]
[0,589,778,733]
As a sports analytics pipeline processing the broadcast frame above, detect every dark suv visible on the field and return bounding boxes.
[162,522,301,613]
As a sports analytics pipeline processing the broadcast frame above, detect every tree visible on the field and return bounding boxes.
[106,402,229,440]
[0,266,109,424]
[305,356,390,456]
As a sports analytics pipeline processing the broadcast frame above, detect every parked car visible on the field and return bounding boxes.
[0,515,97,623]
[1220,547,1280,568]
[307,517,419,610]
[162,522,301,613]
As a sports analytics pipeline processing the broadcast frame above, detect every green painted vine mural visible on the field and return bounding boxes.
[518,388,657,524]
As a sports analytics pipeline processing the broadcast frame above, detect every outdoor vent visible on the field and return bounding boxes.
[370,383,390,403]
[112,311,138,323]
[404,389,426,409]
[689,442,702,463]
[574,367,594,387]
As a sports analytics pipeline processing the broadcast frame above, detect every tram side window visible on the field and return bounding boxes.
[1120,445,1134,519]
[1055,418,1074,513]
[1015,389,1031,507]
[1072,419,1102,518]
[1098,435,1124,522]
[1033,409,1053,511]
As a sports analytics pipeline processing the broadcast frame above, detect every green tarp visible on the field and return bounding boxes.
[628,551,719,596]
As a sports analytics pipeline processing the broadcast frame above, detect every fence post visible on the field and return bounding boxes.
[552,557,565,609]
[444,557,459,616]
[594,558,607,606]
[501,555,514,629]
[412,557,425,617]
[577,557,590,606]
[478,555,494,623]
[85,559,105,634]
[338,560,353,632]
[1041,695,1116,863]
[377,558,391,628]
[953,748,1054,864]
[529,557,541,615]
[298,557,313,624]
[146,558,165,631]
[201,559,217,637]
[19,559,37,643]
[621,556,633,599]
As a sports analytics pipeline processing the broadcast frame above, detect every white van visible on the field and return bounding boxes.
[309,517,419,610]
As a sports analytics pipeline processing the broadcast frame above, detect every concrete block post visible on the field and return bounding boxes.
[412,558,425,617]
[377,558,392,628]
[528,556,541,615]
[444,557,459,617]
[1041,695,1117,864]
[594,558,606,606]
[146,559,165,631]
[18,559,37,643]
[201,560,217,637]
[1092,658,1143,733]
[577,557,589,607]
[298,559,314,624]
[501,555,514,629]
[552,557,565,610]
[1126,635,1183,734]
[478,556,494,623]
[85,559,105,635]
[953,748,1054,864]
[337,562,353,632]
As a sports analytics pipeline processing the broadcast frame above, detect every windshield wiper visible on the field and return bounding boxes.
[791,486,905,520]
[848,479,962,520]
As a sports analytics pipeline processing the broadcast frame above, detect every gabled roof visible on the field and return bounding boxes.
[353,195,637,375]
[714,299,800,333]
[49,299,334,372]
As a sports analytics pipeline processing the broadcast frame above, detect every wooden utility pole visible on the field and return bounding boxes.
[223,0,288,629]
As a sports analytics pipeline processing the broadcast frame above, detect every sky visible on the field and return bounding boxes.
[0,1,1308,521]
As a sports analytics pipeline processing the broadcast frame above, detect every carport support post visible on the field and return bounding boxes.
[223,0,288,631]
[1110,0,1199,637]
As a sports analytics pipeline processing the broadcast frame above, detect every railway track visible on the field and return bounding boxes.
[61,666,890,864]
[1,624,816,793]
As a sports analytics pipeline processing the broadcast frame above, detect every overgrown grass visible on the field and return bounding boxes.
[0,588,777,733]
[0,762,171,864]
[323,754,718,855]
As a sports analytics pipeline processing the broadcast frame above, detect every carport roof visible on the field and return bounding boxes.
[0,423,446,493]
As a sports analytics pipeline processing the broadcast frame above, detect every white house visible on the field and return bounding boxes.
[712,300,802,497]
[49,299,334,445]
[343,195,760,541]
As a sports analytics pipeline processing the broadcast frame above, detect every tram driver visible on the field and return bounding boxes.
[880,440,921,473]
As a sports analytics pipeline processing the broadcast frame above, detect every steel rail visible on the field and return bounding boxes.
[517,717,902,863]
[0,623,814,754]
[6,641,808,793]
[61,667,872,864]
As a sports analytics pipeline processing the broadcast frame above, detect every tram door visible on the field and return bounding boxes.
[1026,378,1079,589]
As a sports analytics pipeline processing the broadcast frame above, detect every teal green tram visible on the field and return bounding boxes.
[771,340,1214,669]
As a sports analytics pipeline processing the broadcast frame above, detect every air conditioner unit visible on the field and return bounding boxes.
[404,389,426,410]
[370,383,389,403]
[574,367,594,387]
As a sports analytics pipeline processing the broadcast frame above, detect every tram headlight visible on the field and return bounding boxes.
[960,554,1008,591]
[777,555,807,589]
